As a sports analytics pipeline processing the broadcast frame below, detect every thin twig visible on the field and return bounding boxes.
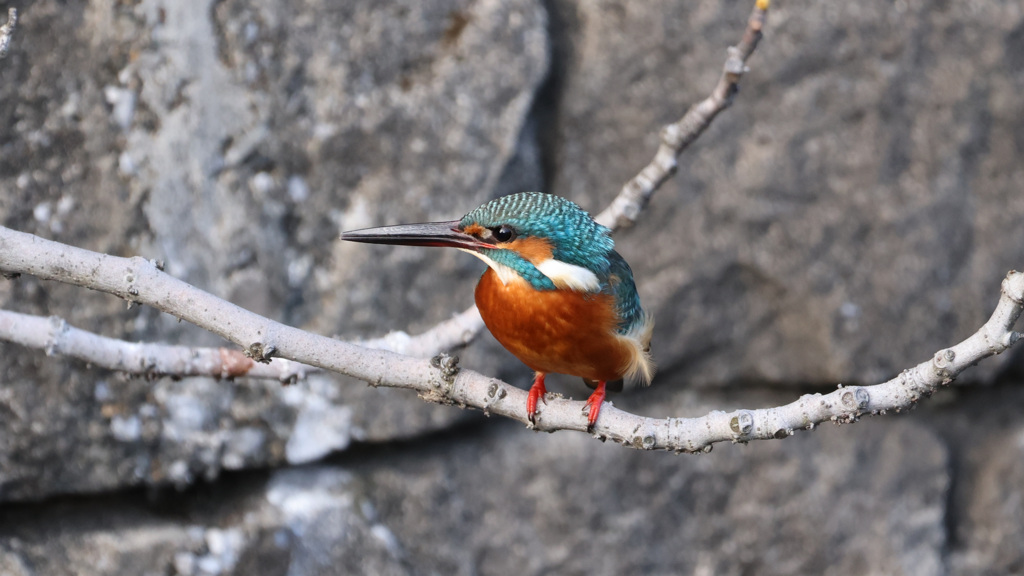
[0,8,17,59]
[595,0,770,230]
[1,225,1020,452]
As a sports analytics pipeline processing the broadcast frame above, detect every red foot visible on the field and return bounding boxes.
[584,381,607,431]
[526,372,548,424]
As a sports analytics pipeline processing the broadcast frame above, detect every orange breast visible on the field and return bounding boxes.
[474,268,631,382]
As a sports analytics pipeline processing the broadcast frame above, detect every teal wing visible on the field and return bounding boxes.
[600,250,655,387]
[602,250,645,335]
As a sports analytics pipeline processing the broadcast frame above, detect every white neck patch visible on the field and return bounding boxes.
[459,249,602,292]
[535,258,601,292]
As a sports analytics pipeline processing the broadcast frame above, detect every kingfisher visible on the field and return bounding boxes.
[340,192,655,430]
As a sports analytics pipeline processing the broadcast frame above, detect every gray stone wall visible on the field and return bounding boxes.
[0,0,1022,574]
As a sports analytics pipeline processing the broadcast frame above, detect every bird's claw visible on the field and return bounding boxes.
[583,399,598,433]
[526,373,548,426]
[526,392,545,424]
[583,381,607,432]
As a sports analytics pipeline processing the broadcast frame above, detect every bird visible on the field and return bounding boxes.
[340,192,654,430]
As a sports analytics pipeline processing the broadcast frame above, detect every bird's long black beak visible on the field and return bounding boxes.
[340,220,494,251]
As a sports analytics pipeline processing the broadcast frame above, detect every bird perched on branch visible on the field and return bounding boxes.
[341,192,654,430]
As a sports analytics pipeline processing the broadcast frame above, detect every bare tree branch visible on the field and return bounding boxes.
[0,309,313,382]
[0,303,484,381]
[0,7,17,59]
[595,0,769,229]
[1,225,1020,452]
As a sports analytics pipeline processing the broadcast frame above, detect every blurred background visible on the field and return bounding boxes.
[1,0,1023,574]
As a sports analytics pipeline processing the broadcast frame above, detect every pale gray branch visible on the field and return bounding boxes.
[0,303,483,381]
[0,7,17,59]
[1,225,1020,452]
[0,309,312,383]
[595,2,769,230]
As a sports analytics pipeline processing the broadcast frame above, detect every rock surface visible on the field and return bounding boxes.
[0,0,1023,574]
[0,0,547,500]
[0,402,953,576]
[547,0,1024,387]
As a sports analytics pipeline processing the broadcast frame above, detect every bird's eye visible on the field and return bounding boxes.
[492,225,517,243]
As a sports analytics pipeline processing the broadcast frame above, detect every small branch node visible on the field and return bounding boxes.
[245,342,276,363]
[485,381,507,401]
[1002,270,1024,304]
[854,387,870,409]
[124,267,140,298]
[482,380,508,415]
[642,434,657,449]
[840,389,856,409]
[932,349,955,378]
[628,433,658,450]
[430,352,460,385]
[730,410,755,437]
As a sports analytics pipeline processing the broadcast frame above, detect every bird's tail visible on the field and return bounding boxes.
[619,311,656,387]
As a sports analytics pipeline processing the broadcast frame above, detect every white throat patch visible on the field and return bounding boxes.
[458,248,520,286]
[459,249,601,292]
